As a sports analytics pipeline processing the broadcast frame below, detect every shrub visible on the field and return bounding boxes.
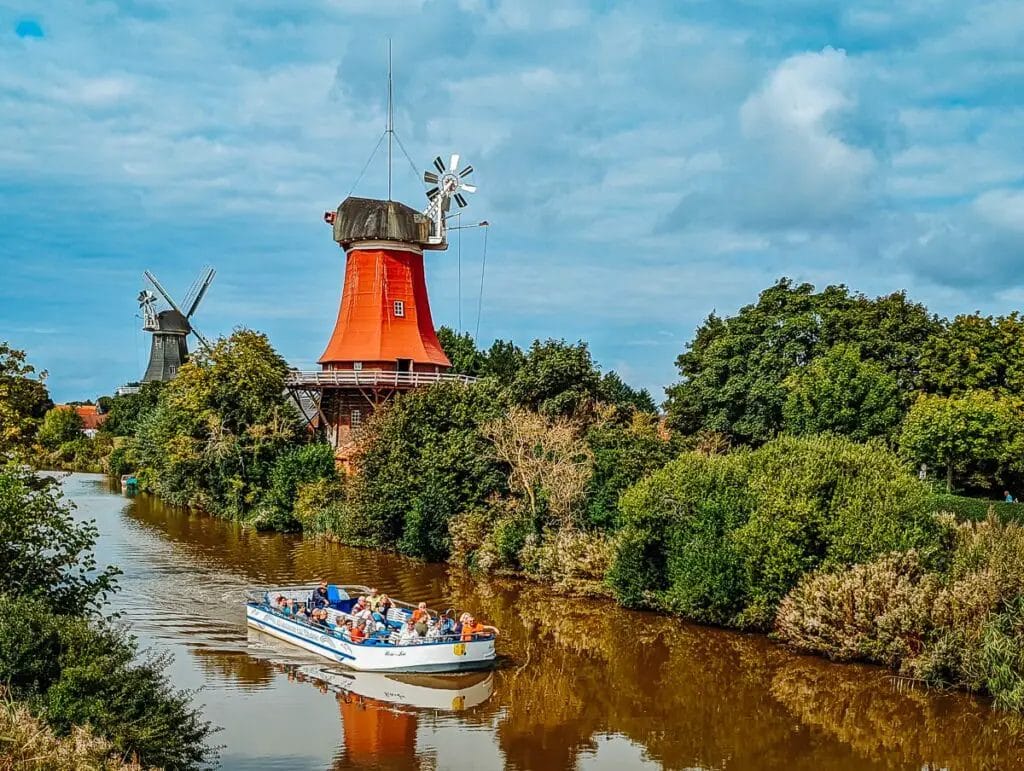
[0,465,119,615]
[0,691,147,771]
[259,443,337,531]
[518,528,616,595]
[609,450,751,622]
[930,494,1024,523]
[0,596,213,769]
[610,435,945,629]
[775,551,940,669]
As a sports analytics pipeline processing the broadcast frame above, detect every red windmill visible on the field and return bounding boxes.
[287,153,481,458]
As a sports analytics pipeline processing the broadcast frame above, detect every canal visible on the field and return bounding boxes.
[67,472,1024,770]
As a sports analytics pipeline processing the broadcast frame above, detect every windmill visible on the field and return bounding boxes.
[423,153,477,245]
[138,267,215,382]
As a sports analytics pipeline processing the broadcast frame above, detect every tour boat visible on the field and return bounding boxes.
[245,584,497,673]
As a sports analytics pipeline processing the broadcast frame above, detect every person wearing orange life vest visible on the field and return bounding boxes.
[411,602,430,636]
[460,614,499,641]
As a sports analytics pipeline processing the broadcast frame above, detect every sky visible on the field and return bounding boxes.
[2,1,1024,403]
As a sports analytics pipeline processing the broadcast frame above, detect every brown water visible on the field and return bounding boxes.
[66,472,1024,770]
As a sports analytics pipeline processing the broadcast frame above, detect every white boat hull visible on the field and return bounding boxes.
[245,605,496,673]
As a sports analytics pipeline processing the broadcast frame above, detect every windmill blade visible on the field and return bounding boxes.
[426,186,439,199]
[460,183,477,193]
[459,165,474,178]
[449,153,460,171]
[433,156,445,173]
[144,270,189,318]
[189,324,213,352]
[455,193,468,208]
[424,170,438,184]
[185,267,215,318]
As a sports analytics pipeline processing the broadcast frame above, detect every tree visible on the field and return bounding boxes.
[665,279,939,444]
[782,343,904,442]
[0,341,52,456]
[437,326,485,376]
[584,410,674,529]
[483,406,594,529]
[36,406,84,450]
[597,371,657,414]
[0,464,119,615]
[481,339,526,382]
[919,313,1024,396]
[134,329,302,518]
[507,339,602,417]
[100,381,163,436]
[354,380,507,561]
[899,391,1023,493]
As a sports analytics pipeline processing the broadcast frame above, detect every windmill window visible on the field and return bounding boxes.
[351,409,362,428]
[353,362,362,371]
[393,300,405,318]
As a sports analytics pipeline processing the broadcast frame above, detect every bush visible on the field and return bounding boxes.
[609,435,945,629]
[775,551,940,669]
[0,691,146,771]
[930,494,1024,523]
[259,443,337,531]
[0,596,213,769]
[0,465,119,615]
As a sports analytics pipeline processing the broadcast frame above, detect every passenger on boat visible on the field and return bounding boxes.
[460,615,499,641]
[311,581,331,609]
[438,610,457,638]
[425,618,440,639]
[398,618,419,645]
[367,588,382,610]
[295,602,310,620]
[412,602,430,636]
[349,621,367,644]
[374,595,394,626]
[312,608,330,628]
[282,599,296,617]
[353,596,369,615]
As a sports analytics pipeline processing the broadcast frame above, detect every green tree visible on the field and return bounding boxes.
[100,381,163,436]
[919,313,1024,396]
[899,391,1023,493]
[507,339,602,417]
[665,279,938,444]
[480,339,526,382]
[0,341,52,456]
[597,371,657,414]
[36,407,84,450]
[437,326,485,376]
[134,329,302,518]
[354,380,507,561]
[0,464,119,615]
[782,343,904,442]
[584,411,674,529]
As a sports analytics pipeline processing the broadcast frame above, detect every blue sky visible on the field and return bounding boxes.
[2,1,1024,403]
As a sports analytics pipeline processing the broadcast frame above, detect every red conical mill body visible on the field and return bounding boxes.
[318,196,451,373]
[319,244,450,371]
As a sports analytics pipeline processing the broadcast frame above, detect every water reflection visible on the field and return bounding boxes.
[70,475,1024,770]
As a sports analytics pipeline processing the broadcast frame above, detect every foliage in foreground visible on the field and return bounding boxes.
[608,435,945,629]
[0,464,214,770]
[0,691,149,771]
[0,466,119,616]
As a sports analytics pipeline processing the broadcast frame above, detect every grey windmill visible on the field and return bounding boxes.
[139,267,215,382]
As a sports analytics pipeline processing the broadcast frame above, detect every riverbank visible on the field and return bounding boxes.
[65,473,1024,770]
